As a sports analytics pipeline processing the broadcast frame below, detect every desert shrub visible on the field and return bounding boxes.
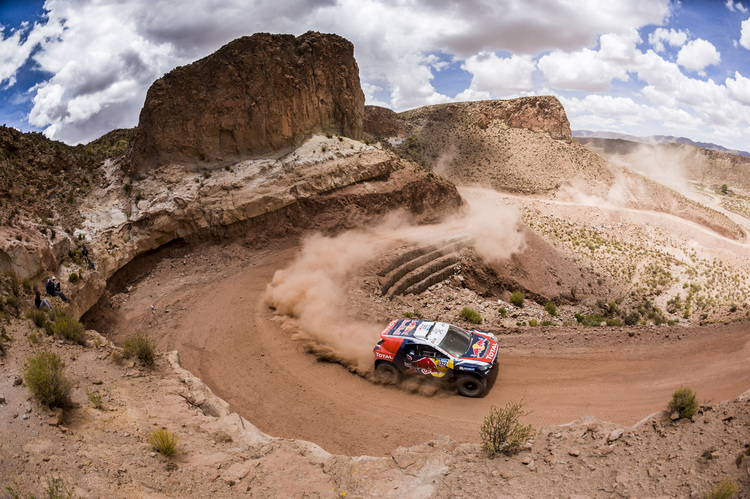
[528,319,538,327]
[51,313,85,345]
[624,310,641,326]
[149,428,179,456]
[68,272,78,283]
[544,301,558,316]
[509,291,525,308]
[123,332,157,366]
[111,350,123,364]
[606,318,622,326]
[23,350,71,408]
[498,307,507,318]
[668,386,698,419]
[25,308,48,329]
[403,309,423,319]
[575,313,606,327]
[211,430,233,443]
[86,388,103,409]
[541,320,554,326]
[459,307,483,324]
[480,399,535,455]
[5,294,18,309]
[704,478,738,499]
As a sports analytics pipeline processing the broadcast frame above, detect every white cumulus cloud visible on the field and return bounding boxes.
[459,52,536,98]
[676,38,720,73]
[648,28,688,52]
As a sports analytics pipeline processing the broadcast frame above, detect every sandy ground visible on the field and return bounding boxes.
[85,232,750,458]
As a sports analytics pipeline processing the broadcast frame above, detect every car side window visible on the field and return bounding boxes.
[418,345,440,358]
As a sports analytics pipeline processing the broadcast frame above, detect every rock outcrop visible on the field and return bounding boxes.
[70,137,460,318]
[127,31,365,176]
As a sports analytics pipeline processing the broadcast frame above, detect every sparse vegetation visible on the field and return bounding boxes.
[86,388,104,410]
[123,331,157,366]
[668,386,698,419]
[23,350,71,408]
[704,478,738,499]
[68,272,79,283]
[403,309,424,319]
[149,428,179,457]
[509,291,525,308]
[480,399,535,456]
[50,312,85,345]
[544,301,558,316]
[459,307,483,324]
[25,308,49,329]
[498,307,507,318]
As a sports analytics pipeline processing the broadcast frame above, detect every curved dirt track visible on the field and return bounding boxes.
[87,237,750,457]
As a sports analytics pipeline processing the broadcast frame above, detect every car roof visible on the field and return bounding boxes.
[381,319,451,344]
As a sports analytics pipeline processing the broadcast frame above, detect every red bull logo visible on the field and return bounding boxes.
[471,338,486,357]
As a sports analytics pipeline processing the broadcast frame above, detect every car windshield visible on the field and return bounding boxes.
[437,325,472,357]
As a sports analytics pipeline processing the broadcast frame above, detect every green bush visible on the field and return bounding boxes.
[25,308,49,329]
[86,389,103,410]
[149,428,179,457]
[5,294,18,309]
[23,351,71,408]
[668,386,698,419]
[123,332,157,366]
[403,309,423,319]
[624,310,641,326]
[68,272,79,283]
[498,307,507,318]
[528,319,538,327]
[544,301,558,316]
[459,307,483,324]
[509,291,525,308]
[704,478,737,499]
[480,399,535,455]
[51,313,85,345]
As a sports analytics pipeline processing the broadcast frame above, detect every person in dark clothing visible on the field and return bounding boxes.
[46,276,69,302]
[81,244,95,269]
[35,290,51,310]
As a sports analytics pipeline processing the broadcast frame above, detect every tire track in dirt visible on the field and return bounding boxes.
[163,242,750,457]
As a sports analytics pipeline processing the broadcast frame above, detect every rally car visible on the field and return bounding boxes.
[373,319,499,397]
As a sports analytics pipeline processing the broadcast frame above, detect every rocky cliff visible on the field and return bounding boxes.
[127,31,365,176]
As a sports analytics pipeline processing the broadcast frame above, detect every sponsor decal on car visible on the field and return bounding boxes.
[471,338,487,357]
[375,351,394,361]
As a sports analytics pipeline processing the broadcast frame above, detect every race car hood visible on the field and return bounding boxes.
[460,331,499,364]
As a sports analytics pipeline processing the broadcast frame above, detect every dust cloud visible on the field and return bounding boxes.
[264,188,525,375]
[598,143,708,203]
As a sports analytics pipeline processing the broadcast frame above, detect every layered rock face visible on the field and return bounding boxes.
[128,31,364,176]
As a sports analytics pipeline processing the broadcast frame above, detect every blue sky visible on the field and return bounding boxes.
[1,0,750,153]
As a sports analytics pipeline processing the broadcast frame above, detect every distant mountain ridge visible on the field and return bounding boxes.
[573,130,750,158]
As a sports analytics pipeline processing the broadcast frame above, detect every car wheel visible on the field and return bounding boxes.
[455,374,485,397]
[375,362,401,385]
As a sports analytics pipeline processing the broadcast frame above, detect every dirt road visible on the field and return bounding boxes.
[85,237,750,457]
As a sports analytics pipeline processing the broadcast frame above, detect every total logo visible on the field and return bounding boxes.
[375,351,394,360]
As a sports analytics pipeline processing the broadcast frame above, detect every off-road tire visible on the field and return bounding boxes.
[375,362,401,385]
[455,374,485,397]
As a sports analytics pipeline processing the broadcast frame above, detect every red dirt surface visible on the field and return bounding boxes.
[85,234,750,457]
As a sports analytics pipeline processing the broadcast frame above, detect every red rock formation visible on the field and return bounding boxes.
[127,31,364,176]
